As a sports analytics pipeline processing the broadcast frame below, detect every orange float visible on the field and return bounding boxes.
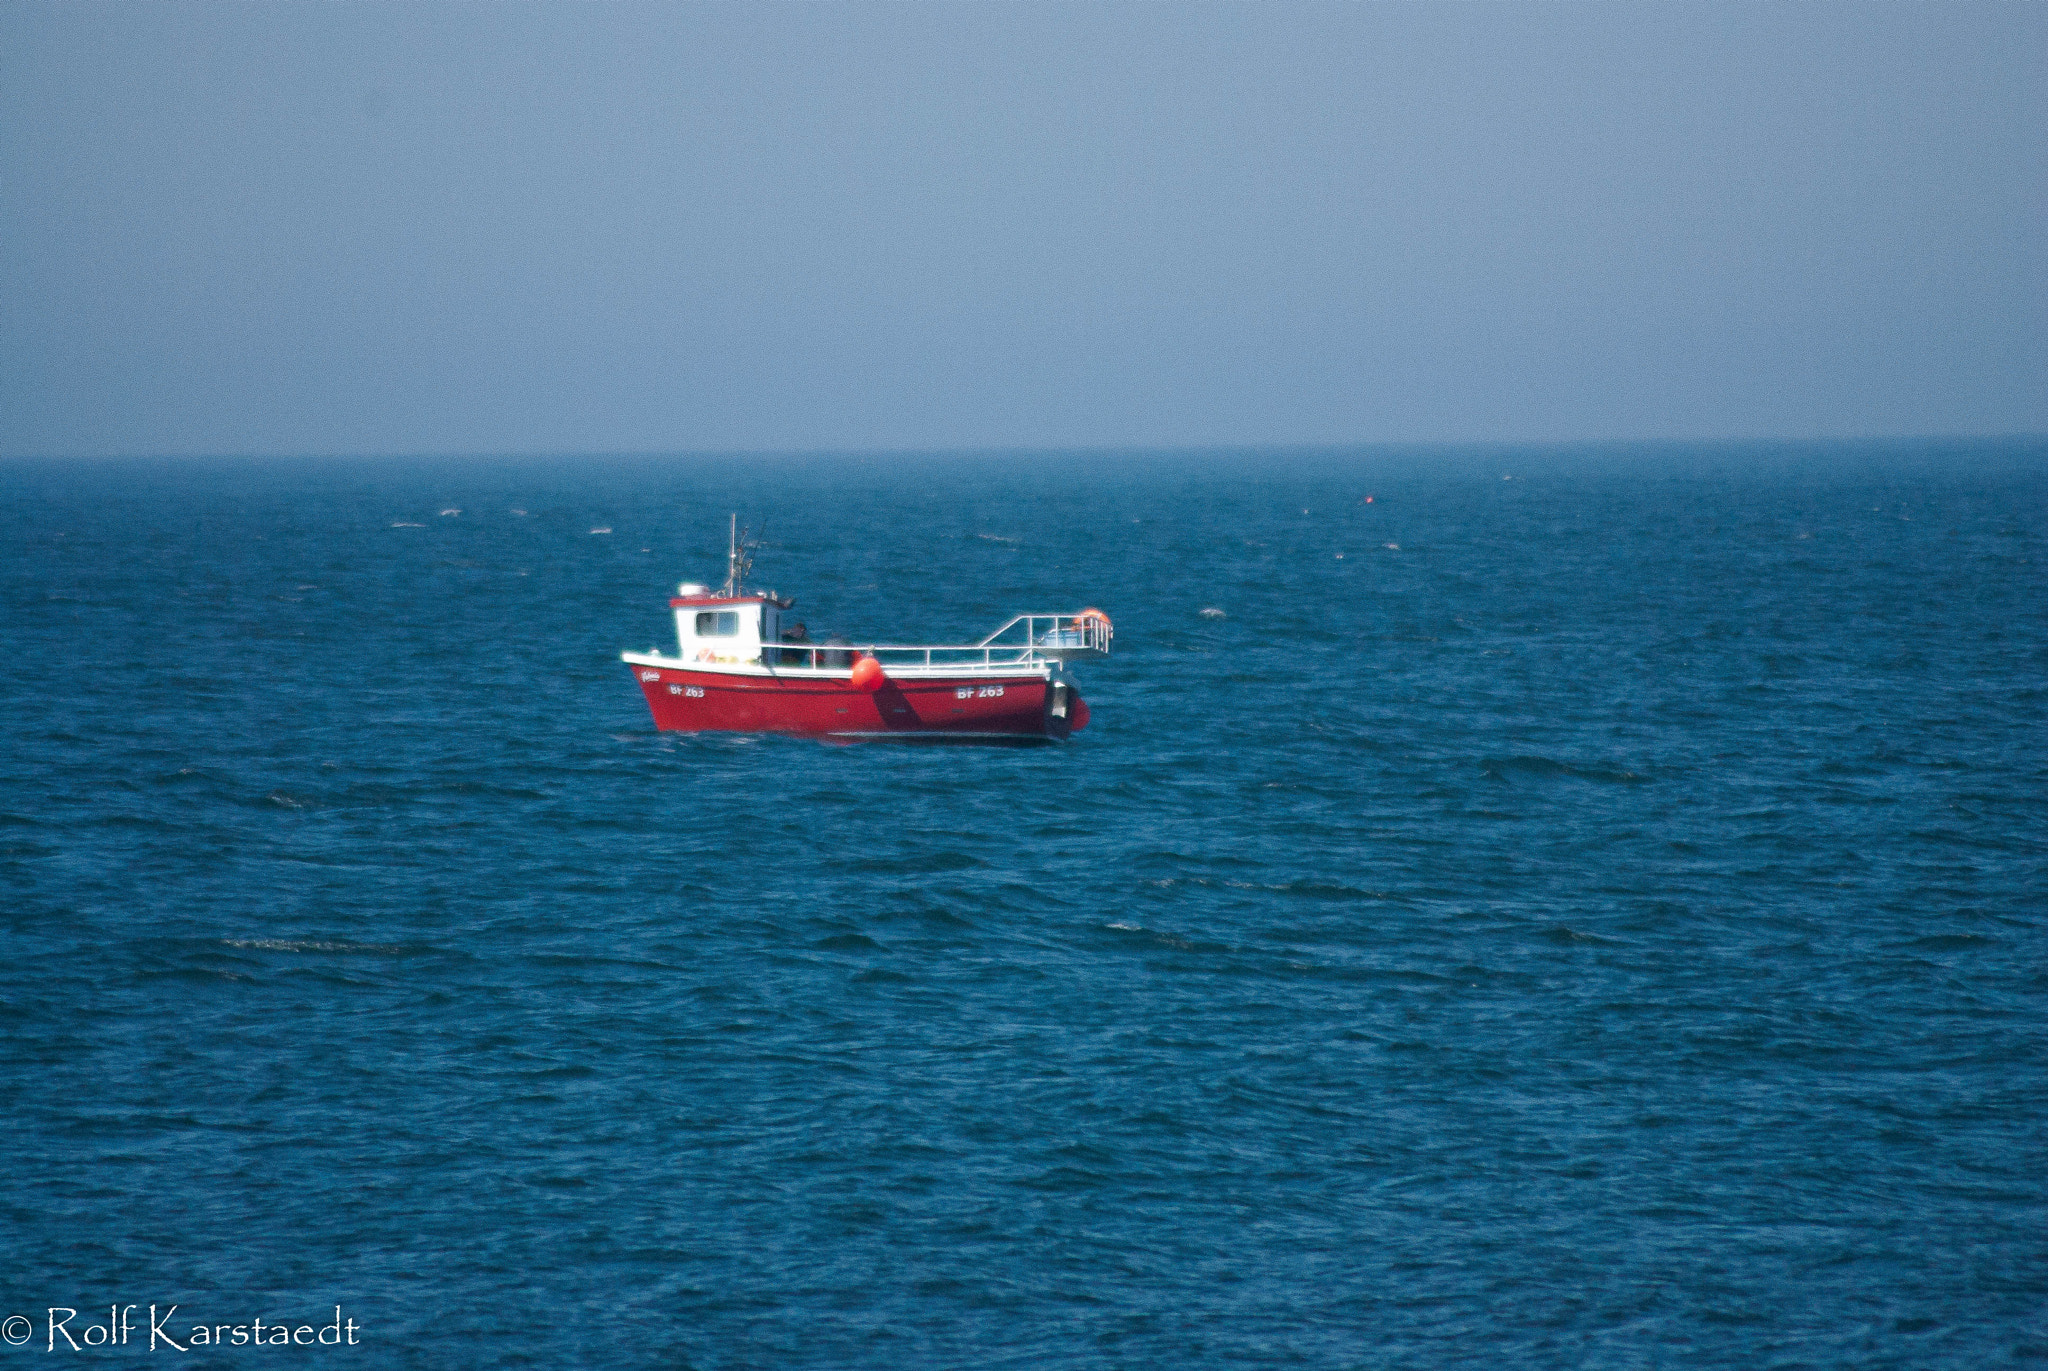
[849,655,885,692]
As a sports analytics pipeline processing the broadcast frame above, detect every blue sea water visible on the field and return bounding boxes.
[2,442,2044,1368]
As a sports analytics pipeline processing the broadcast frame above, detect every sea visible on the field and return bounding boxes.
[2,441,2043,1368]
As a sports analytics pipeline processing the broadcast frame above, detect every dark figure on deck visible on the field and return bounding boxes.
[779,621,810,664]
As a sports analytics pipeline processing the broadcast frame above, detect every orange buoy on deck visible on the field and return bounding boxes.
[849,655,885,692]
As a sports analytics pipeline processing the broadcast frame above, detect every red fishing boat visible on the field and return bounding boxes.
[621,521,1109,742]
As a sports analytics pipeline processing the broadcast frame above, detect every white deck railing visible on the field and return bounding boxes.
[765,612,1110,673]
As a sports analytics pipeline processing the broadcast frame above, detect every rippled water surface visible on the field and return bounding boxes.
[3,444,2044,1367]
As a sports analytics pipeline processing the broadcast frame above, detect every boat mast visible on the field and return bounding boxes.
[721,514,765,599]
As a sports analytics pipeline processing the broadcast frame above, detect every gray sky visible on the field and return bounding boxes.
[3,2,2042,457]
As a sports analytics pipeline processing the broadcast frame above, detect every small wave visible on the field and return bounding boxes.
[1273,879,1389,902]
[1482,755,1646,784]
[220,939,414,955]
[1199,607,1225,618]
[1151,874,1387,902]
[974,533,1019,545]
[1543,924,1625,946]
[845,850,985,874]
[589,527,612,535]
[439,508,461,517]
[390,521,424,528]
[1901,934,1994,952]
[813,933,886,952]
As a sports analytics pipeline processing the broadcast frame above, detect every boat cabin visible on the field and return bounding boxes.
[669,583,785,664]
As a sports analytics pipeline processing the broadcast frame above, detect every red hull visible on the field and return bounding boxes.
[629,663,1079,741]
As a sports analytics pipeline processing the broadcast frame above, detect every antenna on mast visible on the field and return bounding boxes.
[722,514,762,597]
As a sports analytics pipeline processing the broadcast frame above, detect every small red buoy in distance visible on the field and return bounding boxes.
[849,655,885,692]
[1069,697,1090,732]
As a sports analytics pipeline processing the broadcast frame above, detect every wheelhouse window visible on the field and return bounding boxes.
[695,610,740,637]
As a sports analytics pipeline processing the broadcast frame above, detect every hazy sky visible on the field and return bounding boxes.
[3,2,2042,457]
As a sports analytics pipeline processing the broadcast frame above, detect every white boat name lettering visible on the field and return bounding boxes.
[956,685,1005,699]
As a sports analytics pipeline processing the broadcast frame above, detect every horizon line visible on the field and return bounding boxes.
[5,431,2047,465]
